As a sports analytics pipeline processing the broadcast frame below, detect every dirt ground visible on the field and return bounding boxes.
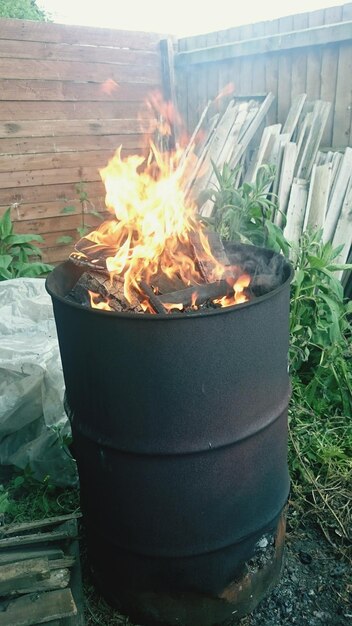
[84,510,352,626]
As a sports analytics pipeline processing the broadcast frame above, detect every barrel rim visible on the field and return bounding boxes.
[46,244,294,321]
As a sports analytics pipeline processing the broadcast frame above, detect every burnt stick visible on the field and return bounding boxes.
[139,281,167,315]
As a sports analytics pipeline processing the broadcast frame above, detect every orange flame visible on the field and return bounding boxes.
[82,96,250,314]
[89,290,113,311]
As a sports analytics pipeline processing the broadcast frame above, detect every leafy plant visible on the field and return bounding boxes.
[200,163,289,255]
[0,207,53,280]
[61,182,104,241]
[0,0,49,20]
[289,230,352,412]
[4,467,79,524]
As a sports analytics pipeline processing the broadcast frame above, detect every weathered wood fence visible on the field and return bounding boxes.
[1,5,352,262]
[175,3,352,150]
[0,19,164,263]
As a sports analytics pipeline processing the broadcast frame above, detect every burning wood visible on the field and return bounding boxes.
[67,271,143,313]
[64,128,252,315]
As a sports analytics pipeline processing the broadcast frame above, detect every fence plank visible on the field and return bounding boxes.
[264,19,280,126]
[0,57,159,83]
[0,80,158,102]
[332,40,352,148]
[175,21,352,66]
[0,101,150,121]
[0,18,163,50]
[291,13,309,100]
[0,119,151,139]
[277,15,294,125]
[0,135,147,155]
[0,38,159,65]
[0,180,105,207]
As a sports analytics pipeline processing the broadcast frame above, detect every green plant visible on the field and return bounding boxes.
[4,467,79,523]
[0,207,53,280]
[200,163,289,255]
[289,230,352,412]
[59,182,104,245]
[0,0,49,20]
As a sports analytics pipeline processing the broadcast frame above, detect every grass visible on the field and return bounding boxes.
[288,379,352,561]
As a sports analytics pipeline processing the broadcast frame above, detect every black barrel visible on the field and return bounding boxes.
[46,243,293,626]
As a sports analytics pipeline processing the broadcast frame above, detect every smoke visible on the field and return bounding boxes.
[225,243,291,298]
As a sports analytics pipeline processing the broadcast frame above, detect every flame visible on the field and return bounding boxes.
[89,290,113,311]
[215,274,251,308]
[81,101,251,314]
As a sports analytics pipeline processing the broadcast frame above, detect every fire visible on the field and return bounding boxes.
[81,122,251,314]
[215,274,251,308]
[89,290,113,311]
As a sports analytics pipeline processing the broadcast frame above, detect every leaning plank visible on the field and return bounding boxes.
[229,93,275,169]
[272,133,290,196]
[296,101,331,180]
[284,178,308,251]
[275,142,298,227]
[304,163,332,231]
[199,100,239,191]
[0,588,76,626]
[332,177,352,275]
[184,113,219,197]
[324,147,352,242]
[244,124,281,183]
[282,93,307,139]
[178,100,211,171]
[328,151,344,200]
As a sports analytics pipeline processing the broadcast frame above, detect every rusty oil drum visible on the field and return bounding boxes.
[46,243,293,626]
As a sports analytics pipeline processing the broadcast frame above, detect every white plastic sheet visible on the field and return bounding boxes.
[0,278,77,486]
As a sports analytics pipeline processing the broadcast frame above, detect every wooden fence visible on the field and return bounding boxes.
[1,7,352,264]
[175,3,352,150]
[0,19,165,263]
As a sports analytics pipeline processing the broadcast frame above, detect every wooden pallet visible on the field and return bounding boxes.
[0,514,84,626]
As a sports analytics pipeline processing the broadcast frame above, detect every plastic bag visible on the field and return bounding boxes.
[0,277,77,486]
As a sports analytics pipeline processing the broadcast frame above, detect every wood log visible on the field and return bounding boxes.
[158,280,231,307]
[67,271,143,313]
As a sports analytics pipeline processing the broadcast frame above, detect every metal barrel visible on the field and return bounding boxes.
[46,243,293,626]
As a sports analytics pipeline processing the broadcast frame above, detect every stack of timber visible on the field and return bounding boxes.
[186,93,351,286]
[0,514,84,626]
[182,93,275,207]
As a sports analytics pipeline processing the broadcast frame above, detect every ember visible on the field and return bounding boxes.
[67,143,251,314]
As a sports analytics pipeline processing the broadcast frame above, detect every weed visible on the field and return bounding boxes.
[0,207,53,279]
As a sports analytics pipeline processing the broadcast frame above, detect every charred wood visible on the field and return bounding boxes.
[67,271,143,313]
[158,280,231,308]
